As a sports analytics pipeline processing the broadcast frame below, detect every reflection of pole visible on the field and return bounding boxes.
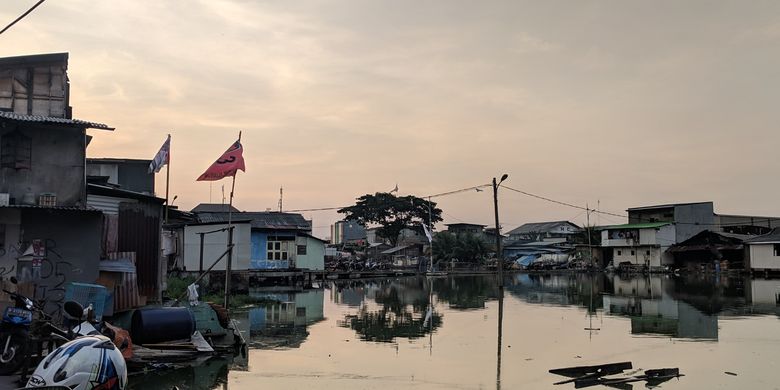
[496,286,504,390]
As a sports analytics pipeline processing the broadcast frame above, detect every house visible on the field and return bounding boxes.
[627,201,780,242]
[600,222,676,270]
[192,205,325,271]
[506,221,581,243]
[86,158,155,194]
[0,53,114,306]
[667,230,751,272]
[86,183,165,303]
[445,223,486,236]
[745,229,780,273]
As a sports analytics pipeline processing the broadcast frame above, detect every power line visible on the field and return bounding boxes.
[282,184,489,213]
[0,0,47,36]
[501,185,777,228]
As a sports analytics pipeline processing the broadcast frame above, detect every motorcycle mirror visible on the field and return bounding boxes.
[9,276,17,284]
[64,300,85,319]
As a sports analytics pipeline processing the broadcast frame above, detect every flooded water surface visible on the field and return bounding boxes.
[132,274,780,389]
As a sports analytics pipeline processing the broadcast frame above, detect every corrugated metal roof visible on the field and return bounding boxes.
[192,203,240,213]
[626,202,712,211]
[197,211,311,230]
[507,221,580,235]
[745,228,780,244]
[0,204,102,212]
[600,222,672,230]
[0,111,114,130]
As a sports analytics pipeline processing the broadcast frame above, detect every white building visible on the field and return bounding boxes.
[745,229,780,272]
[600,222,676,270]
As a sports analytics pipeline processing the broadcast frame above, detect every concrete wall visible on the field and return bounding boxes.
[673,203,714,243]
[86,160,154,194]
[183,223,251,271]
[296,236,325,271]
[0,125,86,206]
[612,246,664,267]
[747,243,780,270]
[17,209,102,315]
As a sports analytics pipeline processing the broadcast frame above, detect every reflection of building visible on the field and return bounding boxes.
[242,289,325,349]
[745,279,780,315]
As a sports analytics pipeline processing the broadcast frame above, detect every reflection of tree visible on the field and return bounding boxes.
[339,278,442,342]
[341,306,442,342]
[432,275,500,309]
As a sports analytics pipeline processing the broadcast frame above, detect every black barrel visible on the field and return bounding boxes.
[130,307,195,345]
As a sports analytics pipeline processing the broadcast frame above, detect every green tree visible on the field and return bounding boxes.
[432,231,491,265]
[338,192,443,247]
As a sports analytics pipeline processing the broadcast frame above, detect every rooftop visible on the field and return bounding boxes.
[0,52,68,67]
[0,111,113,130]
[745,228,780,244]
[600,222,672,230]
[507,221,581,235]
[192,203,240,213]
[197,211,311,230]
[626,201,713,211]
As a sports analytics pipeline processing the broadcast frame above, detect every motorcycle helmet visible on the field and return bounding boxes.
[25,335,127,390]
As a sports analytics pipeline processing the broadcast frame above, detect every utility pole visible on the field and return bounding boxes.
[493,174,508,287]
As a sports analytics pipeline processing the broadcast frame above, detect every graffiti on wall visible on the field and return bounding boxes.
[1,238,84,319]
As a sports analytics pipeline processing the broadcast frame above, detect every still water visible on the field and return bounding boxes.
[130,274,780,389]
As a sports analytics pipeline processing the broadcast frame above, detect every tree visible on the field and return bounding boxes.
[432,231,491,265]
[338,192,443,247]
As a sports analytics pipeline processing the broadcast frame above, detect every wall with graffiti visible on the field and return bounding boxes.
[0,208,102,318]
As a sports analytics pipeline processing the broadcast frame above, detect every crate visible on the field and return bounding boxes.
[64,282,107,321]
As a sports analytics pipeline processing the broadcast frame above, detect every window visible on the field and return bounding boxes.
[774,244,780,257]
[267,240,288,261]
[296,307,306,317]
[631,250,635,256]
[297,245,307,255]
[0,131,32,169]
[646,250,650,256]
[617,250,622,256]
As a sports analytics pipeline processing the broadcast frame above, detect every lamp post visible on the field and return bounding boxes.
[493,174,508,287]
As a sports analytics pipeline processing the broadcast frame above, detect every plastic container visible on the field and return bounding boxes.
[130,307,195,345]
[64,282,107,321]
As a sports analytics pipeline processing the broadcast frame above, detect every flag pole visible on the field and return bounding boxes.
[164,134,171,224]
[224,131,241,310]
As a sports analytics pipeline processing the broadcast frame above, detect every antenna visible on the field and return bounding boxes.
[279,186,283,212]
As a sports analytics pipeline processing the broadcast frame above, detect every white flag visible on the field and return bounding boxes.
[422,223,433,243]
[149,134,171,173]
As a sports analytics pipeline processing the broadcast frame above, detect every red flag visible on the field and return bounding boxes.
[197,140,246,181]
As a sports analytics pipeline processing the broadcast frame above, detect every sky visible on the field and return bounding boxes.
[1,0,779,239]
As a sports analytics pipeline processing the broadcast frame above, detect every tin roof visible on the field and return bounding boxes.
[745,228,780,244]
[507,221,581,235]
[0,204,102,212]
[599,222,672,230]
[0,111,114,130]
[197,211,311,231]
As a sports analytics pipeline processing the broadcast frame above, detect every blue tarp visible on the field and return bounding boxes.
[517,255,538,266]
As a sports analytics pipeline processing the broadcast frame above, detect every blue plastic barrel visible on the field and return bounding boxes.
[130,307,195,345]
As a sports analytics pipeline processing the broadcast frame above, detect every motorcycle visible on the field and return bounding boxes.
[0,277,72,376]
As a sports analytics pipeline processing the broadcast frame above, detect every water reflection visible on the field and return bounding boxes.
[233,289,326,349]
[127,356,230,390]
[335,278,443,342]
[130,274,780,388]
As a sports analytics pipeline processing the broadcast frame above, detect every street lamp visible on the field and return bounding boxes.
[493,174,508,287]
